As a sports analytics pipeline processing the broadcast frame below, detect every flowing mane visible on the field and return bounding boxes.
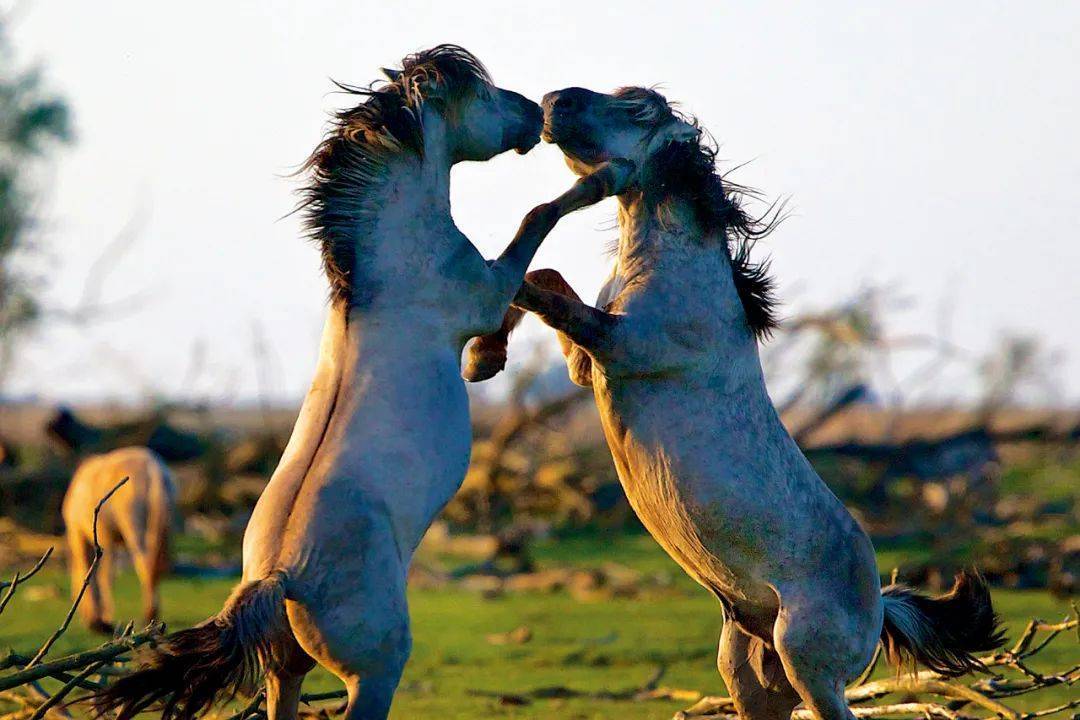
[296,45,491,305]
[612,86,783,340]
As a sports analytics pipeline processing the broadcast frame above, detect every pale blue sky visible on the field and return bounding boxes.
[7,1,1079,403]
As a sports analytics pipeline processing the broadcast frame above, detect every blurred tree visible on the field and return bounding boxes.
[977,333,1061,415]
[0,14,73,377]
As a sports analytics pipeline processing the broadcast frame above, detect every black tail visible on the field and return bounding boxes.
[880,569,1005,676]
[91,573,288,720]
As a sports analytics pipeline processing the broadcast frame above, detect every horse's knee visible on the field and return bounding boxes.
[524,267,566,290]
[566,347,594,386]
[462,337,508,382]
[337,639,409,720]
[525,268,582,301]
[521,202,559,236]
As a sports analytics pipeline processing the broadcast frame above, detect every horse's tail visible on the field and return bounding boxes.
[146,454,175,577]
[879,569,1005,676]
[92,572,289,720]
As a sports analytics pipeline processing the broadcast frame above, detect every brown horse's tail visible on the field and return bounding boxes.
[879,569,1005,676]
[147,457,176,577]
[91,572,289,720]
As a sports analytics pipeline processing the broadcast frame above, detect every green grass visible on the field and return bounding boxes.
[2,534,1076,719]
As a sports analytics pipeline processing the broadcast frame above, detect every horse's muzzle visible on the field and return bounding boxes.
[512,100,544,154]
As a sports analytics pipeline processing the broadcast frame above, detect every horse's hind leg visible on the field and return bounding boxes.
[717,621,801,720]
[773,606,866,720]
[265,671,304,720]
[264,620,315,720]
[67,527,113,633]
[129,547,161,623]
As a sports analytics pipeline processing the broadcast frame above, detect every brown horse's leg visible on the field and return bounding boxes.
[130,548,160,624]
[464,268,593,384]
[67,527,113,634]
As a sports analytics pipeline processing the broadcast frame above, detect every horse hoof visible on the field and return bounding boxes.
[462,350,506,382]
[89,619,116,635]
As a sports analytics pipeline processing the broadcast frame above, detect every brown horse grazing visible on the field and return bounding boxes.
[466,86,1004,720]
[62,446,174,634]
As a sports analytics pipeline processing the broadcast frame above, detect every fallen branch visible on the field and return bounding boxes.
[0,625,160,693]
[27,662,105,720]
[677,612,1078,720]
[0,549,54,617]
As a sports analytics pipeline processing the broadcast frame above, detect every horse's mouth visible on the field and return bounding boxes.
[540,117,568,145]
[514,133,541,155]
[543,123,605,164]
[512,103,544,154]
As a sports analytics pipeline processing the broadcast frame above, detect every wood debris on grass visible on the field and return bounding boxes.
[677,604,1079,720]
[0,479,1075,720]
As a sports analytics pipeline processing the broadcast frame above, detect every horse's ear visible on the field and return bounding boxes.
[381,67,402,82]
[667,118,699,144]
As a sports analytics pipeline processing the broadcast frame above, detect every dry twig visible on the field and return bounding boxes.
[26,478,129,668]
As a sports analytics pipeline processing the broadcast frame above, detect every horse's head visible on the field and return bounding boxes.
[541,86,697,181]
[386,45,542,162]
[443,78,543,162]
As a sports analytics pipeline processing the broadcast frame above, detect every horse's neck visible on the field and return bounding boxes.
[345,114,461,295]
[369,152,454,255]
[614,192,738,318]
[614,191,776,402]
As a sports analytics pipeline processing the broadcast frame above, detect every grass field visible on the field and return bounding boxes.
[3,533,1076,720]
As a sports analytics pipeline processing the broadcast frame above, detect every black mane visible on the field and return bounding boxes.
[614,87,783,340]
[296,45,490,306]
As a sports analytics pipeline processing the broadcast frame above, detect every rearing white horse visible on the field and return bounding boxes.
[467,85,1003,720]
[95,47,631,720]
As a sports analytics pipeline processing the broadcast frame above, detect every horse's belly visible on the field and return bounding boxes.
[594,386,786,605]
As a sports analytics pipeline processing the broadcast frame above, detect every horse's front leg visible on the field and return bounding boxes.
[484,158,634,311]
[512,282,684,378]
[512,281,620,362]
[463,159,633,382]
[464,268,594,385]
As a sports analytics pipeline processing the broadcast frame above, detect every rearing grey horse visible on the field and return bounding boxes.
[466,86,1003,720]
[94,48,631,720]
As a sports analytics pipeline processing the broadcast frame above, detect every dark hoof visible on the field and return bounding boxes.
[462,349,506,382]
[89,619,115,635]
